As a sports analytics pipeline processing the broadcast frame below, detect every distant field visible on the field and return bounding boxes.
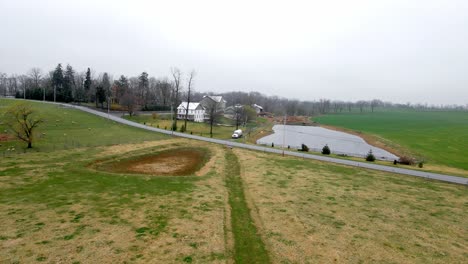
[0,99,168,153]
[314,109,468,171]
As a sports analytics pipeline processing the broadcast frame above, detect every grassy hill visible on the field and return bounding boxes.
[314,109,468,171]
[0,99,168,153]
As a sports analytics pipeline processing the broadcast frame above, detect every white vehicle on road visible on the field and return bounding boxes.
[232,129,243,139]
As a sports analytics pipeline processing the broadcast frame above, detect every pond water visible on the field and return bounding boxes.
[257,125,398,161]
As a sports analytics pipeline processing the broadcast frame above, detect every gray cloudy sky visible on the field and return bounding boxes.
[1,0,467,105]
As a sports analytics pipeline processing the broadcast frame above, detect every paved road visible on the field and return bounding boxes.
[54,102,468,185]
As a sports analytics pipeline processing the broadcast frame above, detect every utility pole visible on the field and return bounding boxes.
[171,104,174,135]
[282,113,287,156]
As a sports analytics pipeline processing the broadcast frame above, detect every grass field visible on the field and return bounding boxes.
[1,100,466,263]
[314,109,468,171]
[123,114,272,143]
[235,148,467,263]
[0,99,168,153]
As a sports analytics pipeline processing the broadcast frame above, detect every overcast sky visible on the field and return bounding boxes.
[1,0,467,105]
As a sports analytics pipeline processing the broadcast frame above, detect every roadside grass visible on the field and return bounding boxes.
[313,108,468,171]
[225,150,270,263]
[234,148,468,263]
[0,140,228,263]
[123,114,271,143]
[0,99,168,153]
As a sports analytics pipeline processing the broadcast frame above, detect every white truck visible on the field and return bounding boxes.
[231,129,243,139]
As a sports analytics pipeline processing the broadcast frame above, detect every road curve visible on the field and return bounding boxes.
[49,102,468,186]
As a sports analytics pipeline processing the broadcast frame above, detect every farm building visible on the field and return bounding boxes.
[177,102,205,122]
[200,95,227,111]
[252,104,263,114]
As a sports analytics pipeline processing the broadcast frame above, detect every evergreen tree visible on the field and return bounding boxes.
[366,149,376,162]
[115,75,128,102]
[322,144,331,155]
[84,68,92,102]
[138,72,149,107]
[95,86,106,109]
[52,63,63,102]
[102,73,111,108]
[62,64,75,102]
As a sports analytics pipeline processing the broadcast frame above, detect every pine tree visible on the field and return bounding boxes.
[366,149,376,162]
[62,64,75,102]
[115,75,128,102]
[138,72,149,108]
[102,73,111,108]
[52,63,63,102]
[322,144,331,155]
[95,86,106,109]
[84,68,92,102]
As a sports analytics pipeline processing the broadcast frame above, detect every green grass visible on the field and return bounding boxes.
[314,108,468,170]
[123,114,263,141]
[0,99,168,153]
[225,150,270,263]
[0,141,223,263]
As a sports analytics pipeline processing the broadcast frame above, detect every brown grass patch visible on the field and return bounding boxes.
[97,148,208,176]
[99,138,186,156]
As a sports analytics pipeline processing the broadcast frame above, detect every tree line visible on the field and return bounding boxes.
[1,65,466,116]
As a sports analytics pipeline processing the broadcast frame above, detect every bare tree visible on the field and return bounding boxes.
[171,68,182,130]
[356,100,367,113]
[8,75,19,98]
[183,70,196,130]
[204,98,223,137]
[121,91,137,116]
[157,78,172,106]
[234,105,243,129]
[4,103,44,148]
[370,99,382,112]
[29,68,43,100]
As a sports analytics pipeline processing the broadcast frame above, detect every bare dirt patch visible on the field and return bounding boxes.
[98,148,208,176]
[0,133,14,142]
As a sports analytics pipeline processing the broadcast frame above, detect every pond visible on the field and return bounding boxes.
[257,125,398,161]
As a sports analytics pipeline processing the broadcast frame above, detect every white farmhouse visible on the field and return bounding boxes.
[200,95,227,110]
[177,102,205,122]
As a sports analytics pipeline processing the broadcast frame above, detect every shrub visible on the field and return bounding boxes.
[180,124,186,133]
[418,162,424,168]
[271,143,274,148]
[366,149,376,162]
[152,113,158,120]
[301,143,309,152]
[398,156,416,165]
[172,123,177,131]
[322,144,331,155]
